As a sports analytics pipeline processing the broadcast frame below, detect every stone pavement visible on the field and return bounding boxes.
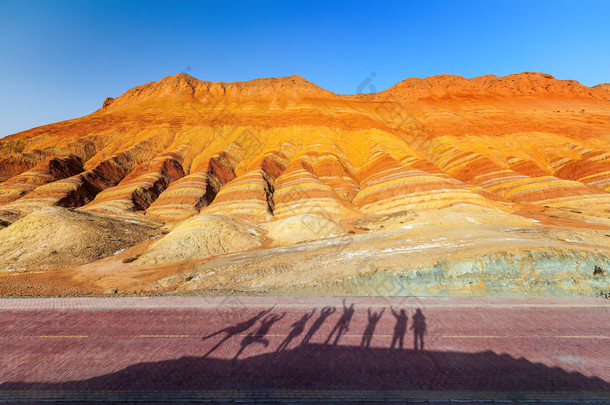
[0,296,609,403]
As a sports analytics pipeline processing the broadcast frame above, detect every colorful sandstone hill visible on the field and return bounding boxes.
[0,72,609,297]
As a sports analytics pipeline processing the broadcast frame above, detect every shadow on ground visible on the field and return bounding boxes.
[3,345,608,392]
[2,304,609,402]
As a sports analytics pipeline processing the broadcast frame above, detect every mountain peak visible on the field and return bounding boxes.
[110,73,335,106]
[375,71,608,101]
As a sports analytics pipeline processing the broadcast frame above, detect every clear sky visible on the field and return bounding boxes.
[1,0,609,136]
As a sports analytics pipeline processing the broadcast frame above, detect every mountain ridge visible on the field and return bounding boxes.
[357,71,610,101]
[1,70,610,297]
[3,71,609,142]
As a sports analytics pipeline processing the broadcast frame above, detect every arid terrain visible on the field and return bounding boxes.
[0,72,609,297]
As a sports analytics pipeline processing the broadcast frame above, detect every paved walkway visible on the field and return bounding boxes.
[1,296,609,403]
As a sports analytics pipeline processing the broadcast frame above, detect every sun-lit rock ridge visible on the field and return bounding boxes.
[364,72,610,101]
[145,146,241,221]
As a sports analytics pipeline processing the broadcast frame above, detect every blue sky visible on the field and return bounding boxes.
[1,0,609,136]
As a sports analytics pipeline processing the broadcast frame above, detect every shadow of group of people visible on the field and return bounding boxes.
[386,306,425,352]
[6,300,609,398]
[202,300,426,359]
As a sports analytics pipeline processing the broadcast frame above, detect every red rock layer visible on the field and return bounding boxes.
[0,154,47,183]
[398,154,505,203]
[552,149,610,192]
[80,153,184,215]
[3,153,133,213]
[146,149,239,221]
[203,150,290,221]
[311,151,360,201]
[0,155,84,205]
[272,154,360,219]
[432,141,610,208]
[352,149,499,214]
[506,157,550,178]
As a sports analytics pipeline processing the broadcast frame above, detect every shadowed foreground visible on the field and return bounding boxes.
[1,297,609,403]
[2,345,609,403]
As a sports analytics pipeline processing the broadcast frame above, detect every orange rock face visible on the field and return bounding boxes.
[3,156,126,213]
[146,148,239,221]
[0,155,84,205]
[1,71,610,222]
[79,154,185,215]
[352,149,500,214]
[273,154,360,219]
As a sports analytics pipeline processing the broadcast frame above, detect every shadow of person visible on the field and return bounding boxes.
[411,308,426,353]
[201,306,274,357]
[277,309,315,352]
[325,300,355,345]
[301,306,335,345]
[390,307,408,350]
[234,313,286,359]
[361,308,384,348]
